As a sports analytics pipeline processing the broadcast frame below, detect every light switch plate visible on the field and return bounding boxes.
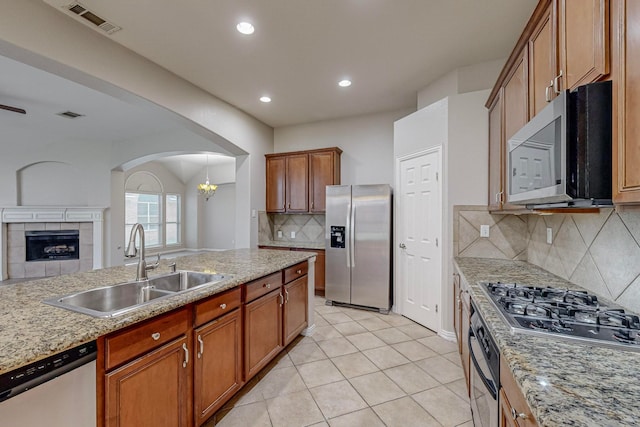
[290,231,296,238]
[277,230,283,238]
[480,225,490,238]
[546,227,553,244]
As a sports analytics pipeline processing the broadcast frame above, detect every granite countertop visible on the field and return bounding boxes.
[258,240,325,250]
[0,248,315,375]
[454,257,639,427]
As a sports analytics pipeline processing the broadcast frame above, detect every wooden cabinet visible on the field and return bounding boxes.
[488,91,506,211]
[266,156,286,213]
[105,336,190,427]
[612,0,640,204]
[193,288,242,425]
[261,246,326,295]
[283,275,308,345]
[500,355,538,427]
[309,149,341,212]
[528,3,556,116]
[265,147,341,213]
[101,309,191,427]
[194,308,242,424]
[558,0,609,91]
[244,287,284,380]
[453,272,471,396]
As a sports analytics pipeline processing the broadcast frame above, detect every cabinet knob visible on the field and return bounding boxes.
[511,408,527,420]
[296,269,302,274]
[151,332,161,341]
[220,303,227,309]
[264,283,271,289]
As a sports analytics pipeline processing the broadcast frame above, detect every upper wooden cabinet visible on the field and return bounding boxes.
[266,147,342,213]
[612,0,640,204]
[309,149,341,213]
[528,3,556,116]
[486,0,610,211]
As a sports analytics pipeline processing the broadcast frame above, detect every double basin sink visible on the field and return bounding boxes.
[43,271,232,318]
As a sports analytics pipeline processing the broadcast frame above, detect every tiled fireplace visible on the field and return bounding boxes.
[0,208,104,280]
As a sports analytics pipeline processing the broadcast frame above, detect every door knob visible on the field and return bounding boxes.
[399,243,406,249]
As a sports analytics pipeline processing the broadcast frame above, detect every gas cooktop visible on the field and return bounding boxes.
[479,282,640,352]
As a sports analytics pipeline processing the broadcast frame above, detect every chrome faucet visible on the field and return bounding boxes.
[125,223,159,281]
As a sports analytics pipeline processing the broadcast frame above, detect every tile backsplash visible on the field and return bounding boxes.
[258,212,325,245]
[454,206,640,314]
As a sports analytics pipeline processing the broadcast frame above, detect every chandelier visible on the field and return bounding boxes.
[197,155,218,201]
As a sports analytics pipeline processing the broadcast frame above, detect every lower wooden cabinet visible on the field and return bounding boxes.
[284,276,308,345]
[453,272,471,397]
[244,288,284,380]
[194,309,243,424]
[500,355,537,427]
[105,336,190,427]
[260,246,325,295]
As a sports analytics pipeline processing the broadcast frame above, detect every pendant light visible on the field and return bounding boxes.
[197,155,217,201]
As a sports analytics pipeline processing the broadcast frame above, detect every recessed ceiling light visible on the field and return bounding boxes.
[338,79,352,88]
[260,96,272,103]
[237,22,255,35]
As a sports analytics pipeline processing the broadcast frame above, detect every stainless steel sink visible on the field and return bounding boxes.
[43,271,232,318]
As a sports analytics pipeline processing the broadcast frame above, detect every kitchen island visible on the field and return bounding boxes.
[455,257,639,427]
[0,248,315,376]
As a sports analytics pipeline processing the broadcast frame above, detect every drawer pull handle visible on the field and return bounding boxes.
[279,293,284,306]
[220,303,227,309]
[264,283,271,289]
[151,332,161,341]
[285,289,289,303]
[511,408,527,420]
[197,335,204,358]
[296,269,302,274]
[182,343,189,368]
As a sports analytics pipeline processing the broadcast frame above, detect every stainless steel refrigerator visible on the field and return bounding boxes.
[325,184,392,313]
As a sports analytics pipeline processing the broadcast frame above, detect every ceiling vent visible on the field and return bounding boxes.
[57,111,85,119]
[66,2,121,35]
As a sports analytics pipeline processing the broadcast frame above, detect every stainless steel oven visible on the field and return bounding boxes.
[469,301,500,427]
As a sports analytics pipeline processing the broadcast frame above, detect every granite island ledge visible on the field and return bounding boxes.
[455,257,640,427]
[0,248,316,375]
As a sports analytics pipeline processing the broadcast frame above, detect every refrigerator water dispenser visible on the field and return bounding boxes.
[330,226,345,248]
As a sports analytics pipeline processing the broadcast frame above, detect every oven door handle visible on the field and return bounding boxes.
[468,327,498,400]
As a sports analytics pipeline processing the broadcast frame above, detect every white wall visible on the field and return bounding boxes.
[275,109,413,186]
[202,183,236,250]
[0,0,274,258]
[417,58,504,109]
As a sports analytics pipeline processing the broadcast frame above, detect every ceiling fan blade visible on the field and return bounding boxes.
[0,104,26,114]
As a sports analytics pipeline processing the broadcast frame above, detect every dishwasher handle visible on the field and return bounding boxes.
[469,327,497,400]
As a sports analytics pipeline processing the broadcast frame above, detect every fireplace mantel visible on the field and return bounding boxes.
[0,207,105,281]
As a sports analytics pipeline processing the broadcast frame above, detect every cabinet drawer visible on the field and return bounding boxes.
[105,307,189,370]
[244,272,282,302]
[284,262,308,284]
[194,287,242,327]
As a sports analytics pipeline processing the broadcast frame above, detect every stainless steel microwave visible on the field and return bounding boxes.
[507,80,612,208]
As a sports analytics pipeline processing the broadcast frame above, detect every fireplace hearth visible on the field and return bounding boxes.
[26,230,80,261]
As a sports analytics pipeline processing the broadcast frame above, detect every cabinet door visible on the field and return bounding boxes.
[558,0,609,91]
[244,288,283,380]
[488,91,504,210]
[266,156,286,213]
[105,336,189,427]
[528,3,557,116]
[283,276,308,345]
[286,154,309,212]
[502,48,529,210]
[460,292,471,396]
[309,151,337,212]
[500,355,537,426]
[612,0,640,204]
[453,273,461,354]
[314,250,325,296]
[499,388,519,427]
[194,309,242,425]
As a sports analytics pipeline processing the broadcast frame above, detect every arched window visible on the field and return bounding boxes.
[125,172,181,249]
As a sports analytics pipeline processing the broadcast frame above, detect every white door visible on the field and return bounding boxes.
[397,148,442,331]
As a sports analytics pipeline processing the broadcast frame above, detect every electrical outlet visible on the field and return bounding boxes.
[480,225,490,238]
[277,230,283,238]
[290,231,296,238]
[546,227,553,244]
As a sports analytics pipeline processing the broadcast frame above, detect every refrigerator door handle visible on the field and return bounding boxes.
[346,201,352,268]
[350,201,356,268]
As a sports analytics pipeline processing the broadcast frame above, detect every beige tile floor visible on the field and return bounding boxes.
[206,296,472,427]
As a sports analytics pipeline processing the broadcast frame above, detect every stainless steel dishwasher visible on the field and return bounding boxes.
[0,341,97,427]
